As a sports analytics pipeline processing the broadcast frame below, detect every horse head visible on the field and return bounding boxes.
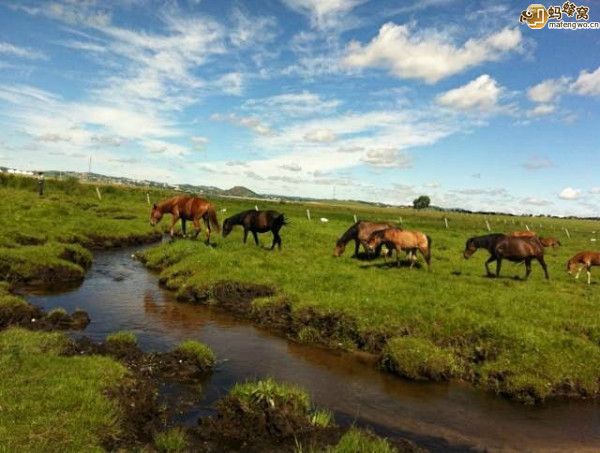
[365,230,384,252]
[222,218,233,237]
[463,238,477,259]
[333,240,345,257]
[150,203,163,226]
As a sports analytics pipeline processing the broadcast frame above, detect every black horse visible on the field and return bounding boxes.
[222,210,287,250]
[463,233,506,276]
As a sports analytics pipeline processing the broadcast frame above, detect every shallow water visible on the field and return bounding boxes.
[27,247,600,452]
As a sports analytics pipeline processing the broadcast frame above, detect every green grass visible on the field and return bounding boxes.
[327,428,398,453]
[140,195,600,401]
[0,328,126,451]
[176,340,216,370]
[106,331,138,346]
[229,377,311,413]
[154,427,188,452]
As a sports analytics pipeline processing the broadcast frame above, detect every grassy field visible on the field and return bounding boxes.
[141,194,600,402]
[1,174,600,451]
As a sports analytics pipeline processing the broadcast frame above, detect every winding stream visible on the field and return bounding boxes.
[27,246,600,452]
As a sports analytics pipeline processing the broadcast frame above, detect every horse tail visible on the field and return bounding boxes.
[424,234,432,267]
[277,213,288,227]
[207,205,221,233]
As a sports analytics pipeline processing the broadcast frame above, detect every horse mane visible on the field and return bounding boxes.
[156,196,179,212]
[336,221,360,246]
[224,209,253,226]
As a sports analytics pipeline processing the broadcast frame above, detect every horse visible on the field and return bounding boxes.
[509,230,537,238]
[567,251,600,285]
[222,210,287,250]
[366,228,432,270]
[333,221,396,258]
[463,233,507,276]
[494,236,549,280]
[150,195,220,243]
[540,237,561,248]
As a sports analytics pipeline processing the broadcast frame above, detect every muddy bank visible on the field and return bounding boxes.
[0,298,90,331]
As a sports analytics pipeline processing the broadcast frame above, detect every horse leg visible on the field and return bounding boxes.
[485,255,495,277]
[353,240,359,257]
[587,265,591,285]
[243,228,249,244]
[169,215,180,238]
[538,256,549,280]
[252,231,259,246]
[420,246,431,271]
[496,258,502,278]
[524,258,532,280]
[181,219,187,237]
[272,232,282,250]
[203,216,211,244]
[575,265,583,279]
[192,218,201,239]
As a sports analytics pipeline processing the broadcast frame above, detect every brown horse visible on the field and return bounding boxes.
[540,237,561,248]
[366,228,431,270]
[494,236,549,279]
[567,251,600,285]
[463,233,506,276]
[509,230,537,238]
[150,195,220,242]
[222,210,287,250]
[333,220,396,257]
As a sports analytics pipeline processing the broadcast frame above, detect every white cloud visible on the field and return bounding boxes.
[527,78,568,103]
[229,7,278,47]
[522,197,552,206]
[210,113,274,136]
[360,149,412,168]
[214,72,244,96]
[281,0,366,28]
[522,156,553,170]
[0,42,46,60]
[558,187,582,200]
[343,24,522,83]
[571,66,600,96]
[279,163,302,171]
[243,91,340,117]
[304,128,337,142]
[590,187,600,195]
[526,104,555,117]
[436,74,501,112]
[191,136,209,150]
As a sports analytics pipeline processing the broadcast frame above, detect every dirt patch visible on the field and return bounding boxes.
[0,302,90,331]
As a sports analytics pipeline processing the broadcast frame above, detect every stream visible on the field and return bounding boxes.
[27,246,600,452]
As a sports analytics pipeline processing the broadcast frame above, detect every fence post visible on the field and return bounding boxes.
[564,228,571,239]
[306,209,311,221]
[255,205,259,211]
[146,193,150,205]
[399,217,403,226]
[95,187,102,201]
[485,219,491,232]
[444,217,449,229]
[353,214,358,223]
[525,224,530,231]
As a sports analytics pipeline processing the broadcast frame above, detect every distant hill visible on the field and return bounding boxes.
[222,186,258,197]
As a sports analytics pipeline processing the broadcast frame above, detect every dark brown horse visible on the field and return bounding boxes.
[150,195,220,243]
[494,236,549,279]
[366,227,432,270]
[463,233,506,276]
[222,210,287,250]
[333,221,396,257]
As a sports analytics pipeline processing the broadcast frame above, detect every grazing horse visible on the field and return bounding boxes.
[540,237,561,248]
[567,251,600,285]
[494,236,549,279]
[509,230,537,238]
[333,221,396,257]
[463,233,506,276]
[150,196,220,243]
[366,228,432,270]
[222,210,287,250]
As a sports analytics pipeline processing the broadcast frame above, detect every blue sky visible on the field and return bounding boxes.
[0,0,599,216]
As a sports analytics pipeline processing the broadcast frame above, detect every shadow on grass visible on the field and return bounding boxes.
[359,260,423,270]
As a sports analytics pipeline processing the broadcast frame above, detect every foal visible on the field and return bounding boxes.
[366,228,432,270]
[222,210,287,250]
[567,251,600,285]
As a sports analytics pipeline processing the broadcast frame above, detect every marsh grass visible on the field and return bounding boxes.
[230,377,311,413]
[154,427,188,453]
[106,331,138,346]
[176,340,216,370]
[327,428,397,453]
[0,328,125,451]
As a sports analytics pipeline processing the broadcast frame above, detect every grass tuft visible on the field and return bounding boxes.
[154,427,188,453]
[230,378,311,413]
[106,331,137,346]
[176,340,216,370]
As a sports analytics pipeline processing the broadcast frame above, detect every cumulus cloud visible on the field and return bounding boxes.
[522,197,552,206]
[526,103,555,117]
[558,187,582,200]
[279,163,302,171]
[343,24,522,83]
[243,91,340,117]
[214,72,244,96]
[191,136,209,150]
[527,77,569,103]
[436,74,502,112]
[571,66,600,96]
[590,187,600,195]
